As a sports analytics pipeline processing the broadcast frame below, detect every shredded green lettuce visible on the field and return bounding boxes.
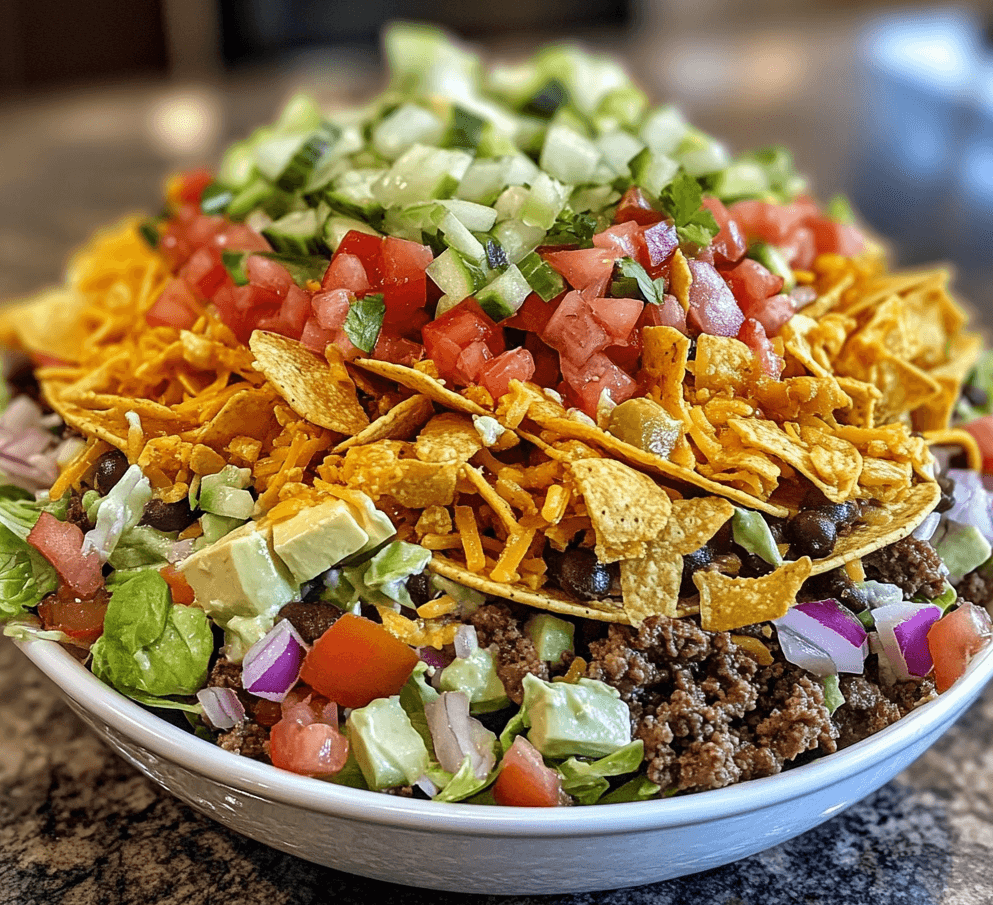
[0,490,57,620]
[557,739,645,805]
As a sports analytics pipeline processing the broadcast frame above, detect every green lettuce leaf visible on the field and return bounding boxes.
[0,490,58,621]
[557,739,645,805]
[433,753,497,803]
[90,570,212,703]
[597,775,661,805]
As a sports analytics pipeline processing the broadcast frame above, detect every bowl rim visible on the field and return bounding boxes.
[18,635,993,837]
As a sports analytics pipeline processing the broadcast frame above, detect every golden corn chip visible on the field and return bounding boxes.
[567,458,672,563]
[415,505,453,536]
[694,335,756,395]
[333,394,434,453]
[669,249,692,313]
[415,412,483,464]
[641,326,692,423]
[461,464,519,536]
[924,428,982,473]
[199,386,280,447]
[620,496,734,624]
[807,479,940,576]
[429,555,630,624]
[249,331,369,435]
[835,377,880,428]
[697,556,813,632]
[867,353,941,425]
[353,358,488,416]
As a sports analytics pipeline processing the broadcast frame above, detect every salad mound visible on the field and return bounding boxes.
[2,24,993,805]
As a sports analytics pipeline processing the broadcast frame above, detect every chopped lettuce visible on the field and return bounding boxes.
[556,739,645,805]
[0,489,57,619]
[90,570,212,705]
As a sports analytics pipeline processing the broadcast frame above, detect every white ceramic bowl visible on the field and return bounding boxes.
[17,636,993,894]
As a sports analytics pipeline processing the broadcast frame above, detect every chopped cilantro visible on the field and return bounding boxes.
[659,173,720,247]
[616,258,666,304]
[544,210,598,248]
[344,294,386,353]
[199,182,234,216]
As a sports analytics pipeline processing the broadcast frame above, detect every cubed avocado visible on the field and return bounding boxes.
[934,520,992,584]
[339,490,396,554]
[346,695,430,790]
[521,673,631,759]
[525,613,575,665]
[271,499,370,583]
[178,521,299,661]
[438,647,508,713]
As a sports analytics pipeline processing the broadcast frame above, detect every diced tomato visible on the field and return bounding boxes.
[422,299,504,379]
[642,221,679,275]
[613,186,665,226]
[322,253,370,296]
[783,225,816,270]
[328,330,362,362]
[928,603,993,693]
[592,222,647,267]
[146,278,202,330]
[312,288,353,331]
[27,511,103,598]
[685,261,745,338]
[729,198,819,246]
[335,231,384,286]
[492,736,562,807]
[542,247,620,299]
[180,246,228,299]
[722,258,784,307]
[744,293,795,338]
[738,317,785,379]
[809,217,865,258]
[524,333,561,388]
[277,284,313,337]
[372,330,425,366]
[37,585,109,647]
[541,291,611,366]
[639,295,687,334]
[299,613,420,709]
[560,351,638,417]
[963,415,993,474]
[588,296,644,345]
[245,255,294,298]
[299,317,337,354]
[504,292,562,334]
[454,340,493,384]
[604,331,642,373]
[269,696,349,778]
[702,196,747,265]
[173,168,214,206]
[213,223,271,254]
[159,563,196,605]
[478,348,535,399]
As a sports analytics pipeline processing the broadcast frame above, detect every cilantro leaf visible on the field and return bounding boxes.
[615,258,666,304]
[344,294,386,353]
[659,173,720,247]
[544,210,598,248]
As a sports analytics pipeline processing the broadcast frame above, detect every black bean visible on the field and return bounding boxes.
[785,511,838,560]
[140,498,197,532]
[963,383,989,408]
[548,547,616,600]
[816,501,860,527]
[936,473,955,513]
[405,570,435,609]
[94,449,130,495]
[680,545,714,597]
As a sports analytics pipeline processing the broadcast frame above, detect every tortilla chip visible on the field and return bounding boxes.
[415,413,484,464]
[620,497,734,623]
[353,358,489,416]
[199,386,281,448]
[249,331,369,435]
[697,556,813,632]
[429,555,630,623]
[333,394,435,453]
[568,458,673,563]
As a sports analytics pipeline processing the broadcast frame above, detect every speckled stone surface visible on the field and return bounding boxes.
[2,44,993,905]
[4,631,993,905]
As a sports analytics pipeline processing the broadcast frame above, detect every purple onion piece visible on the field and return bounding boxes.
[242,619,309,702]
[774,599,868,676]
[453,624,478,659]
[945,469,993,544]
[197,686,245,730]
[424,691,495,780]
[872,603,943,681]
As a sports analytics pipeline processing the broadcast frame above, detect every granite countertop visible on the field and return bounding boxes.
[2,35,993,905]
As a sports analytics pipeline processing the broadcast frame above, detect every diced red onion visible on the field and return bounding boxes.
[197,686,246,730]
[453,623,478,659]
[858,580,904,608]
[774,599,868,676]
[944,469,993,544]
[414,774,440,798]
[872,602,943,681]
[242,619,309,702]
[424,691,495,780]
[0,395,65,492]
[912,511,941,542]
[418,646,453,671]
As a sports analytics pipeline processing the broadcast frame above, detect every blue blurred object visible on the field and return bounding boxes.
[854,8,984,267]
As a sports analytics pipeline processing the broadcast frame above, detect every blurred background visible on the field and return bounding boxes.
[1,0,991,322]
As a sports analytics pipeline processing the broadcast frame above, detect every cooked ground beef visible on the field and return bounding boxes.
[64,490,91,532]
[216,722,269,761]
[584,616,837,793]
[956,568,993,609]
[834,665,936,749]
[470,602,549,704]
[863,537,946,600]
[207,656,243,690]
[279,600,341,644]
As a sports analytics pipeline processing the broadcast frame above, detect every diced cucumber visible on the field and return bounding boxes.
[494,186,530,222]
[491,219,545,264]
[275,123,342,191]
[326,168,387,220]
[639,105,690,156]
[225,177,276,220]
[520,173,569,230]
[593,85,648,132]
[200,512,247,546]
[631,149,680,198]
[433,294,461,318]
[373,144,473,206]
[539,123,602,185]
[598,130,646,178]
[324,216,381,251]
[425,248,486,303]
[569,185,620,215]
[254,133,310,184]
[677,130,731,176]
[711,160,769,202]
[262,209,325,256]
[439,210,485,263]
[372,103,446,160]
[217,140,258,189]
[518,251,565,301]
[274,92,324,134]
[457,158,511,204]
[475,264,531,320]
[440,199,498,233]
[382,202,446,242]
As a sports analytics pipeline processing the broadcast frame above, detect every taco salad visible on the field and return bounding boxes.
[2,25,993,806]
